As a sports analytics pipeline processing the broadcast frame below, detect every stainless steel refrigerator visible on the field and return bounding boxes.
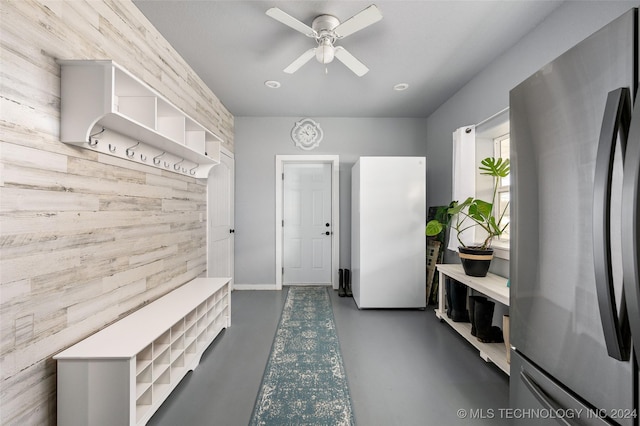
[510,8,640,425]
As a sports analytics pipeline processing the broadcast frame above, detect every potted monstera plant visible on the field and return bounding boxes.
[426,157,510,277]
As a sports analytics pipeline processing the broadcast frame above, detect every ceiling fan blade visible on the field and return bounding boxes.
[334,46,369,77]
[284,48,317,74]
[266,8,317,37]
[334,4,382,38]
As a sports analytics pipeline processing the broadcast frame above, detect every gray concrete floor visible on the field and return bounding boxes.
[148,288,510,425]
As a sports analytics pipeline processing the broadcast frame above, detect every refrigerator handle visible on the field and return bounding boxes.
[593,87,631,361]
[519,371,572,426]
[622,94,640,363]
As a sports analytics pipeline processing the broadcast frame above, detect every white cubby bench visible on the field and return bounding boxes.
[54,277,231,425]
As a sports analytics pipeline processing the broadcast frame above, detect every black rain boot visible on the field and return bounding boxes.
[449,281,469,322]
[445,278,453,317]
[338,269,346,297]
[474,298,504,343]
[345,268,352,297]
[468,295,487,336]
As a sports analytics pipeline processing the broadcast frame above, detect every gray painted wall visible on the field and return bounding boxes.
[425,0,639,276]
[234,117,427,286]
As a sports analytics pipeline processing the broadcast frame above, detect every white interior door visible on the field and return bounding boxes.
[283,163,332,284]
[207,150,234,287]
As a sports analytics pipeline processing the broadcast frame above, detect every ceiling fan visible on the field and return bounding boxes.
[266,4,383,77]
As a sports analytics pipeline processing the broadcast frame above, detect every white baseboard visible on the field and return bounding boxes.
[233,284,279,291]
[232,283,335,291]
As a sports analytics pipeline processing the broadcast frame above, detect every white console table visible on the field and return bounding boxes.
[435,264,510,375]
[54,277,231,425]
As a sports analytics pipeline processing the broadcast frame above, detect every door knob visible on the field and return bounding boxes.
[323,231,330,235]
[326,223,330,227]
[230,229,235,233]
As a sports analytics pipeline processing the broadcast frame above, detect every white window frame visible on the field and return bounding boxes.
[491,133,510,259]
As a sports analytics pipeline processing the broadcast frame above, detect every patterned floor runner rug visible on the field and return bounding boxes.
[250,286,355,425]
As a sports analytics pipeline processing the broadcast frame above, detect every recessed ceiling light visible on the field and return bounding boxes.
[265,80,281,89]
[393,83,409,91]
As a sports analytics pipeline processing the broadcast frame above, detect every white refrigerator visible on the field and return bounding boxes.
[351,156,426,309]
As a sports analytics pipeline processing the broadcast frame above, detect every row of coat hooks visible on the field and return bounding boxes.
[88,127,199,176]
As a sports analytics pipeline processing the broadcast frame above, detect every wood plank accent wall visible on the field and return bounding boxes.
[0,1,234,423]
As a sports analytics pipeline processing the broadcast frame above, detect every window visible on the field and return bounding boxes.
[450,109,510,259]
[494,133,510,245]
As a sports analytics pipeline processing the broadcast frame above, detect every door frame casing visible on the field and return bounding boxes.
[275,155,339,290]
[207,146,234,289]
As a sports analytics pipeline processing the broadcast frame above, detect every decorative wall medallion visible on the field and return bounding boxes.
[291,118,323,150]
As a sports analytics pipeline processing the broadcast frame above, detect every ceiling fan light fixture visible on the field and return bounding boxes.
[315,39,335,64]
[266,5,382,76]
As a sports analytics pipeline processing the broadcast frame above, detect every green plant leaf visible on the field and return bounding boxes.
[469,200,492,220]
[487,216,502,235]
[434,205,451,223]
[448,197,473,215]
[425,220,443,236]
[479,157,510,178]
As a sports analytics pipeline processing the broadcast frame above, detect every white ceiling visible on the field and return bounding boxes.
[133,0,563,118]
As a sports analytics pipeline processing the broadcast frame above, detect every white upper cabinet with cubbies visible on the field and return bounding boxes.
[57,60,223,179]
[54,277,231,425]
